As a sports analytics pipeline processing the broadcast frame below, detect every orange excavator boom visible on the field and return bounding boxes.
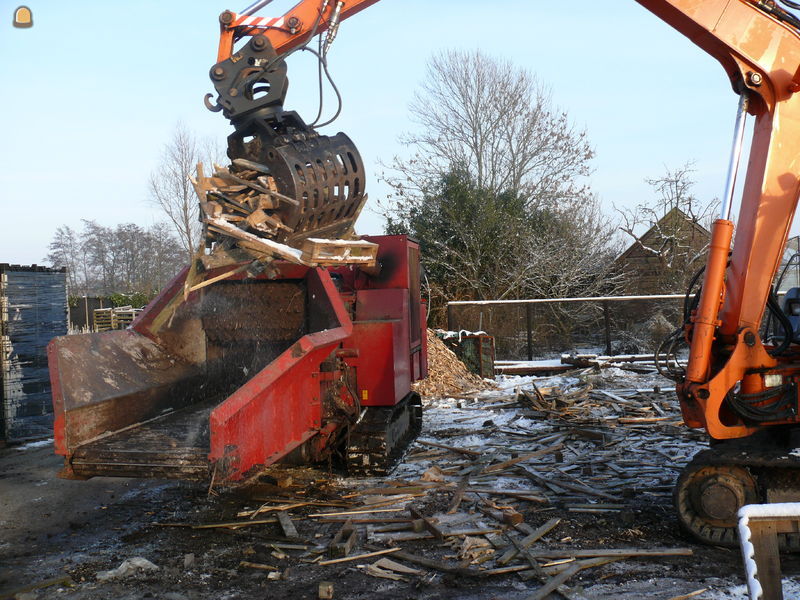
[216,0,381,62]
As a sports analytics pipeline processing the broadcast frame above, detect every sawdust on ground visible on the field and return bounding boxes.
[413,329,496,397]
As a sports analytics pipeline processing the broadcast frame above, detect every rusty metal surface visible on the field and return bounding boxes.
[49,330,205,455]
[71,399,216,480]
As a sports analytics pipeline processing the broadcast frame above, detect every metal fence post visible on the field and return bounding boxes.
[603,301,612,355]
[526,303,533,361]
[447,303,454,332]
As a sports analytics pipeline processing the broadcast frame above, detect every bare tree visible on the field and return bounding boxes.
[45,225,87,295]
[383,49,594,209]
[45,221,184,298]
[149,124,225,262]
[379,50,620,325]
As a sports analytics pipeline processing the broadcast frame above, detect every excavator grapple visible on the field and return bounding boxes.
[205,33,367,244]
[49,236,426,483]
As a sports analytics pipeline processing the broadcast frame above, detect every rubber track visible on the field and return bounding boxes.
[346,393,422,476]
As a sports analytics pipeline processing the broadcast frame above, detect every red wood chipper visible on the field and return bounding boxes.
[48,235,426,483]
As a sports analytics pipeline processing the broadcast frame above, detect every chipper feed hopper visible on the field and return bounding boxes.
[48,235,426,483]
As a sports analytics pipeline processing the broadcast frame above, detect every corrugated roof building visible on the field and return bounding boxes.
[615,207,710,295]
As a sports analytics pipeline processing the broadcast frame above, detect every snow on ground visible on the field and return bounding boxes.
[375,364,757,598]
[13,438,53,451]
[706,579,800,599]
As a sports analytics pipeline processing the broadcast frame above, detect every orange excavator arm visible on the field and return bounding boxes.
[634,0,800,440]
[216,0,381,63]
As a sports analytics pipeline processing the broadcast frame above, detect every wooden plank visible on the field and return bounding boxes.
[484,443,564,474]
[237,502,311,518]
[525,556,616,600]
[317,518,413,524]
[666,590,709,600]
[386,549,482,578]
[448,475,471,514]
[464,488,548,503]
[367,528,502,543]
[232,158,271,174]
[415,440,481,457]
[480,564,534,576]
[750,520,784,600]
[276,511,299,539]
[156,518,278,529]
[498,518,561,566]
[526,562,582,600]
[318,547,401,566]
[518,547,693,559]
[239,561,278,571]
[518,466,620,501]
[342,485,438,497]
[309,508,403,518]
[206,216,309,265]
[495,364,574,375]
[188,262,252,293]
[373,557,422,575]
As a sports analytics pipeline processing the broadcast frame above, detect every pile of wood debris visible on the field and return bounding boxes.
[157,370,702,598]
[515,372,683,427]
[413,329,496,397]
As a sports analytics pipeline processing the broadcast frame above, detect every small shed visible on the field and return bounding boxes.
[0,264,67,442]
[615,207,710,295]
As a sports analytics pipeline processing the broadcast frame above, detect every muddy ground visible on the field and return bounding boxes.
[3,371,800,599]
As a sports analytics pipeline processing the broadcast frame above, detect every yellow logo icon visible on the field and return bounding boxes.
[13,6,32,28]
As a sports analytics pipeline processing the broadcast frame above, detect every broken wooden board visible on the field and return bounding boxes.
[300,238,378,267]
[276,511,300,539]
[329,519,357,558]
[192,162,378,270]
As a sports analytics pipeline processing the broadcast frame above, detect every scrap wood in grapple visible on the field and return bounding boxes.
[191,160,375,270]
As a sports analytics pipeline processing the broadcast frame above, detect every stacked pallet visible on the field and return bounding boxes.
[112,306,142,329]
[92,306,143,331]
[0,264,67,441]
[92,308,114,332]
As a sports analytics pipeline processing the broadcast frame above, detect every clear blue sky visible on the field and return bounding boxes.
[0,0,761,266]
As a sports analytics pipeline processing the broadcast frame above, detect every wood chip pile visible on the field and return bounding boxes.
[413,329,496,397]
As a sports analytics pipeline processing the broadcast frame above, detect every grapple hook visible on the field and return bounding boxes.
[204,93,223,113]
